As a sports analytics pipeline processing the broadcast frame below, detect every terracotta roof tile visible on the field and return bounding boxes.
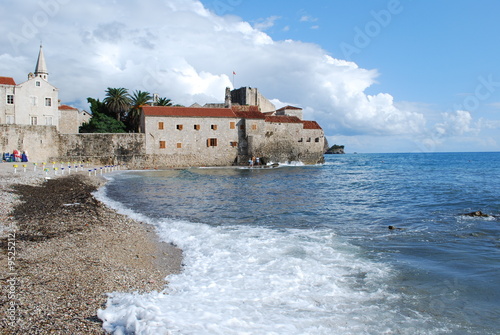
[276,105,302,111]
[265,115,302,123]
[232,106,266,119]
[59,104,78,110]
[302,120,322,130]
[143,106,237,118]
[0,76,16,85]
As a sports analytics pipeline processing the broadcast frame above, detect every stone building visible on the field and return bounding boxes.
[141,94,325,166]
[275,105,303,120]
[59,105,91,134]
[0,45,84,133]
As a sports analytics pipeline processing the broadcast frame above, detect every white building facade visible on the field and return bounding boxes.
[1,45,60,129]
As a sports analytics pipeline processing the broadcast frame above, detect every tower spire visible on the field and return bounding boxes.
[34,44,48,80]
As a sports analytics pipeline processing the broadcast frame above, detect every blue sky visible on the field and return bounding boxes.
[203,0,500,106]
[1,0,499,153]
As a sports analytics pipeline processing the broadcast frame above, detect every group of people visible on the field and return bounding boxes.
[248,156,260,167]
[3,150,29,162]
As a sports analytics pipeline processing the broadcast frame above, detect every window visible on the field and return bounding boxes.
[194,124,201,130]
[45,98,52,106]
[36,81,41,87]
[230,122,236,129]
[45,116,53,125]
[211,124,218,130]
[177,143,182,149]
[230,141,238,147]
[207,138,218,147]
[158,122,164,130]
[159,141,166,149]
[315,138,320,143]
[298,138,303,143]
[176,124,183,130]
[251,124,257,130]
[30,116,38,125]
[6,95,14,104]
[6,115,14,124]
[307,138,311,142]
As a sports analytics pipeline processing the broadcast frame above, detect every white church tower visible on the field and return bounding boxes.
[4,45,60,127]
[34,44,49,81]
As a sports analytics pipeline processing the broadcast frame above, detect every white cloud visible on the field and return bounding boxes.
[300,15,318,23]
[254,16,280,31]
[1,0,495,152]
[435,110,478,136]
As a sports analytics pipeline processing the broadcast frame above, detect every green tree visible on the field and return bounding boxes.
[103,87,131,121]
[79,98,126,133]
[127,90,152,132]
[157,97,173,106]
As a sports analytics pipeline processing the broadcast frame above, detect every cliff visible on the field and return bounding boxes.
[325,144,345,154]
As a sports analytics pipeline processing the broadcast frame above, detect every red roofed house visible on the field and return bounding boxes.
[276,105,303,120]
[141,88,325,166]
[59,104,91,134]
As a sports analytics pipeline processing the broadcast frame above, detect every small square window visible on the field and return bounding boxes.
[315,138,320,143]
[194,124,201,130]
[177,143,182,149]
[159,141,166,149]
[230,141,238,147]
[176,124,183,130]
[30,116,38,125]
[6,95,14,104]
[207,138,218,147]
[211,124,218,130]
[45,98,52,106]
[36,81,41,87]
[230,122,236,129]
[252,124,257,130]
[158,122,164,130]
[298,138,303,143]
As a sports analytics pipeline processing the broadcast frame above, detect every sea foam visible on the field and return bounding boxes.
[95,180,449,334]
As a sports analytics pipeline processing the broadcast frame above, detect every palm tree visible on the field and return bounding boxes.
[128,90,152,132]
[157,97,173,106]
[103,87,131,121]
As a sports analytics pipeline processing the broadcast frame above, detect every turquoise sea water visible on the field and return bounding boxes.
[97,152,500,334]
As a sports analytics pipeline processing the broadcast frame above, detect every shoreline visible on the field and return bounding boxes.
[0,163,183,334]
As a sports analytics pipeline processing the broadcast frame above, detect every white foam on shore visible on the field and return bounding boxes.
[94,181,451,335]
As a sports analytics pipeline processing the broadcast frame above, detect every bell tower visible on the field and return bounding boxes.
[34,44,49,81]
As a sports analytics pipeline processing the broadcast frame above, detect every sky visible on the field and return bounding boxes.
[1,0,499,153]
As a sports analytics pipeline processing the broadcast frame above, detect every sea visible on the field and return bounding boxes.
[95,152,500,335]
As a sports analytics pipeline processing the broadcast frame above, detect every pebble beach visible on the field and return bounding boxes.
[0,162,182,334]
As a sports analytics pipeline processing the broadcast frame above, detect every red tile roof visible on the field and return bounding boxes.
[0,76,16,85]
[59,104,78,110]
[265,115,302,123]
[232,106,266,119]
[143,106,237,118]
[302,120,322,130]
[276,105,302,111]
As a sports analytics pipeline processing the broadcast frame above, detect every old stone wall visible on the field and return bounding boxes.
[58,133,146,166]
[0,124,60,162]
[248,122,325,164]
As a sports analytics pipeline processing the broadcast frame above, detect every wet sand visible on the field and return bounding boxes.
[0,164,182,334]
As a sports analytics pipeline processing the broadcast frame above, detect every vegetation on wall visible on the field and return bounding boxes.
[80,88,180,133]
